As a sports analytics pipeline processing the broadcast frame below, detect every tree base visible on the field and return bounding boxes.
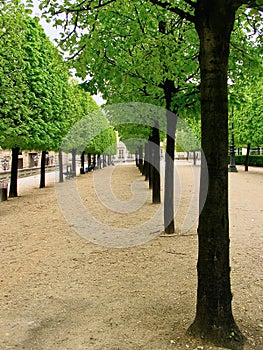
[188,320,246,350]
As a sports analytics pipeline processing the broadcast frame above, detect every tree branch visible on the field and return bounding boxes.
[148,0,195,23]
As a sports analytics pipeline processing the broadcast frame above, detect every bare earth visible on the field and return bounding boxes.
[0,163,262,350]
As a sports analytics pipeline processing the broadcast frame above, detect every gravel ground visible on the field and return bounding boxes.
[0,164,262,350]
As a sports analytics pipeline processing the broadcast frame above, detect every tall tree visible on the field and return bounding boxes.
[35,0,263,348]
[0,1,71,194]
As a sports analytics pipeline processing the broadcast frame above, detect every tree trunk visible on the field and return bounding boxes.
[93,154,96,167]
[164,111,177,233]
[164,79,177,233]
[188,3,245,349]
[144,140,150,181]
[151,122,161,204]
[148,135,153,189]
[138,145,143,174]
[9,147,19,198]
[80,151,85,174]
[103,154,107,168]
[88,153,92,167]
[98,155,101,169]
[193,151,197,166]
[59,148,63,183]
[135,150,139,168]
[245,143,250,172]
[72,149,76,177]
[40,151,46,188]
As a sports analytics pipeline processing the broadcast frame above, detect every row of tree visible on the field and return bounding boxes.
[34,0,263,348]
[0,1,117,197]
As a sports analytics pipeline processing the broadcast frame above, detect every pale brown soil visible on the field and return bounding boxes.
[0,164,262,350]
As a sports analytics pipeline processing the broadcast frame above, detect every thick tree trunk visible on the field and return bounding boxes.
[72,149,76,177]
[9,147,19,198]
[164,111,177,233]
[151,122,161,204]
[245,143,250,172]
[164,79,177,233]
[188,3,245,349]
[40,151,46,188]
[80,151,85,174]
[58,148,63,183]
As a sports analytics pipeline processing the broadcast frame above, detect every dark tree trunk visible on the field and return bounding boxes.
[9,147,19,198]
[188,3,245,348]
[245,143,250,172]
[151,122,161,204]
[72,149,76,177]
[88,153,92,167]
[80,151,85,174]
[164,80,177,233]
[40,151,46,188]
[138,145,143,174]
[93,154,96,167]
[58,148,63,183]
[135,150,139,167]
[164,111,177,233]
[148,135,153,190]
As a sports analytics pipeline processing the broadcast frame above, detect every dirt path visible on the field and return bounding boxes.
[0,164,262,350]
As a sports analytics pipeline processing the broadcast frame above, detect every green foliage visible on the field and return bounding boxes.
[61,84,116,155]
[235,154,263,166]
[0,0,70,151]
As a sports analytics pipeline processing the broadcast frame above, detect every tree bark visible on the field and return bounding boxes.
[188,3,245,348]
[164,79,177,233]
[80,151,85,174]
[58,148,63,183]
[151,122,161,204]
[135,150,139,168]
[93,154,96,167]
[40,151,46,188]
[245,143,250,172]
[9,147,19,198]
[148,135,153,189]
[138,145,143,174]
[88,153,92,167]
[164,111,177,233]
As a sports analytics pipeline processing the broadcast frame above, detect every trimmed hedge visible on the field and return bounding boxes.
[235,155,263,167]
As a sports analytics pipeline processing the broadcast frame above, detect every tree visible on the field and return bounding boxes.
[60,83,115,172]
[228,12,263,171]
[35,0,263,348]
[47,0,199,228]
[0,1,71,194]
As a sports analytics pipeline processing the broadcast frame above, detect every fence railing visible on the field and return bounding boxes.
[0,165,58,182]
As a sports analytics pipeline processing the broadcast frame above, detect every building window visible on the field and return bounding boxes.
[119,149,124,159]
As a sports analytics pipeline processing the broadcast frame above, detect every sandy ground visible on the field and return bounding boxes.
[0,163,262,350]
